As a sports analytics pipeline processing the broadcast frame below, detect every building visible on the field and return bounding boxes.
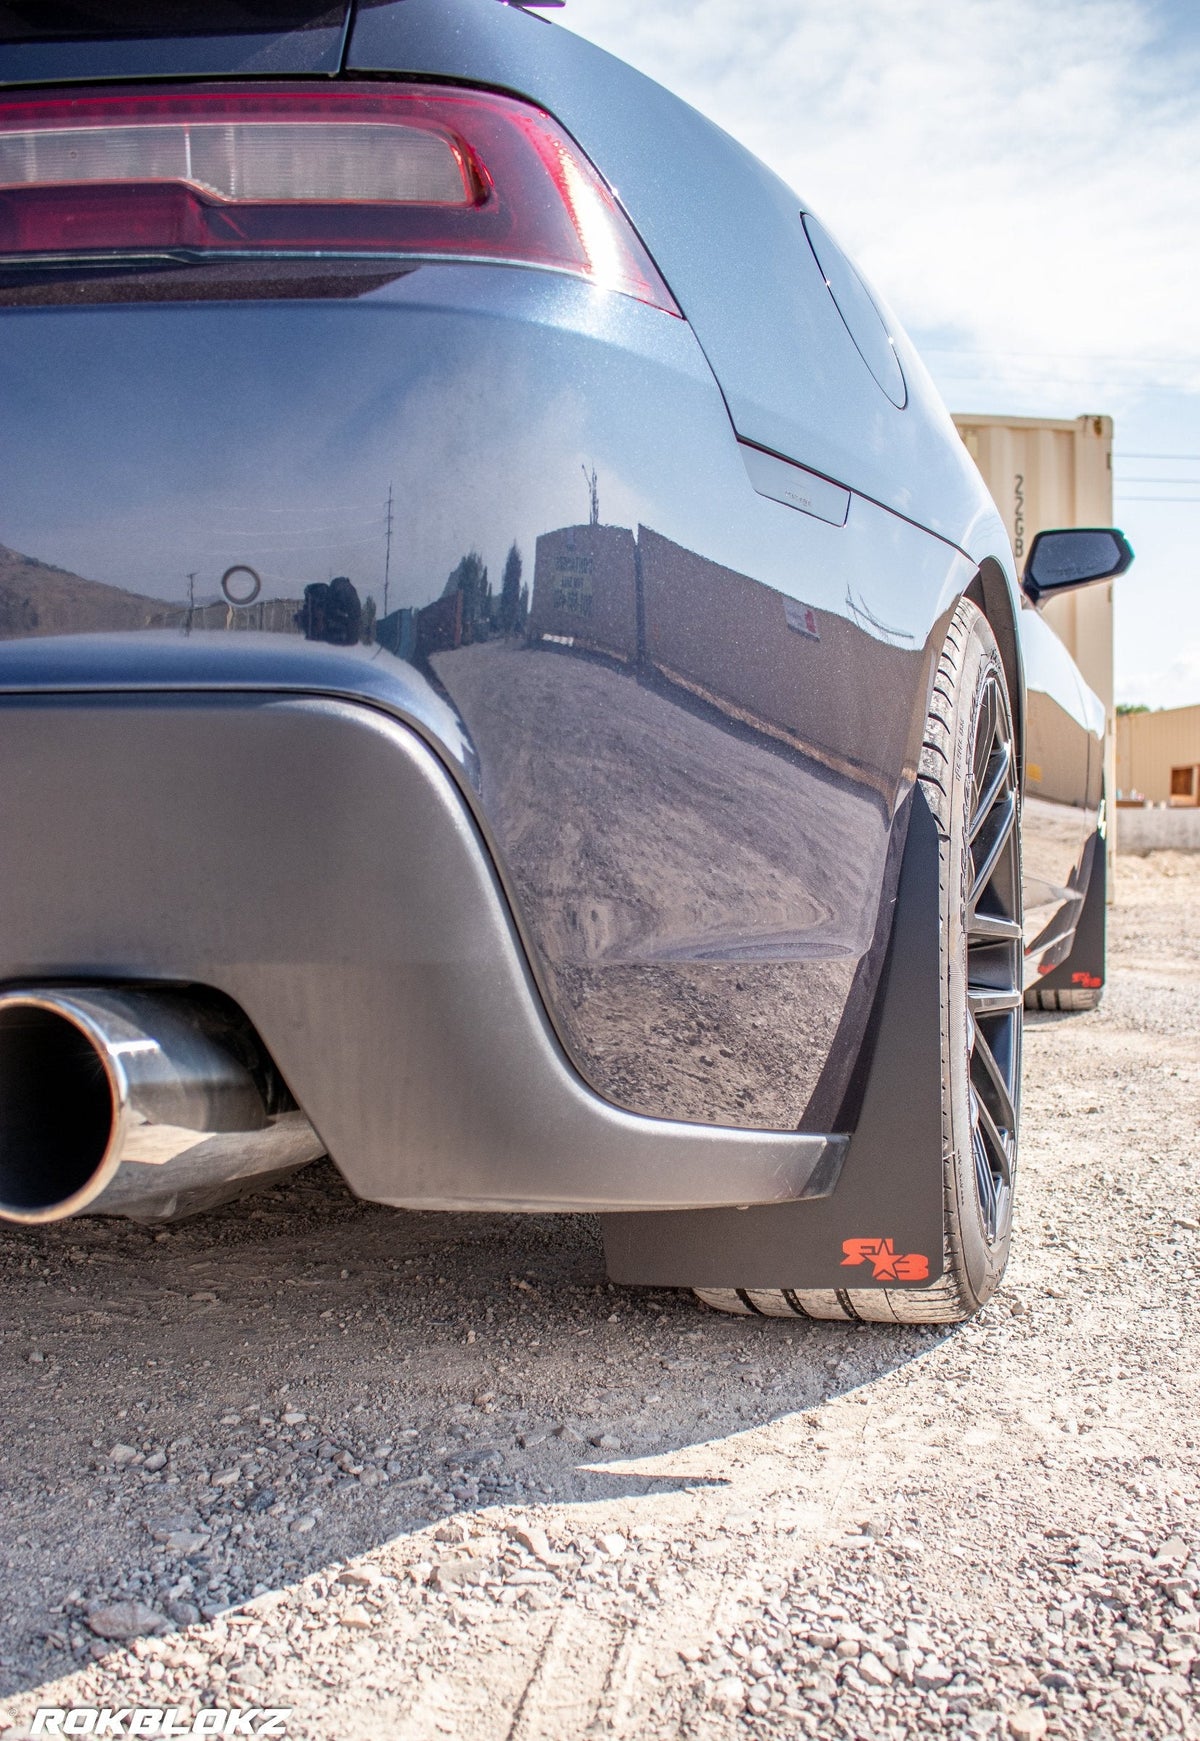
[1116,704,1200,807]
[953,412,1116,863]
[528,518,920,796]
[529,522,638,661]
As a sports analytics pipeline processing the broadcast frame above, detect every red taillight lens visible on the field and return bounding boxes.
[0,84,680,314]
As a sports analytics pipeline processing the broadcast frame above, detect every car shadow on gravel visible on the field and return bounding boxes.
[0,1160,952,1695]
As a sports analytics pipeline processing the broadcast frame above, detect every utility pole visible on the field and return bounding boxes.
[185,571,197,636]
[581,463,599,527]
[383,483,394,620]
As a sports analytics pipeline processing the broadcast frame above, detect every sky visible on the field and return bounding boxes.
[559,0,1200,708]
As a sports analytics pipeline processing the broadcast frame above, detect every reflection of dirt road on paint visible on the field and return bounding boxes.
[434,642,888,1129]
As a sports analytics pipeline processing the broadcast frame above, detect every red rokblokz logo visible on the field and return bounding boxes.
[841,1237,930,1282]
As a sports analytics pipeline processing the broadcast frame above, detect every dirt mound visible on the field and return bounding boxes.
[0,544,175,639]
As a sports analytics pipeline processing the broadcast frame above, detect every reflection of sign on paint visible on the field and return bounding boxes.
[784,598,820,640]
[531,523,636,659]
[553,550,595,618]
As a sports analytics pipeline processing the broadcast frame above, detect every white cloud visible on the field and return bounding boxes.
[1117,642,1200,710]
[560,0,1200,705]
[560,0,1200,394]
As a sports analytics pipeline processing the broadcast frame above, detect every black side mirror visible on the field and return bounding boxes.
[1023,527,1133,603]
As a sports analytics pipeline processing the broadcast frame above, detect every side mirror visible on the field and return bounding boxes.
[1023,527,1133,603]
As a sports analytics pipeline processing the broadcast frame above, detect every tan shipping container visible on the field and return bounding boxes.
[529,522,639,662]
[1116,703,1200,806]
[952,412,1115,870]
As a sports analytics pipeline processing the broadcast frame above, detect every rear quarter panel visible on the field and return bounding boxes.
[347,0,995,545]
[0,268,974,1130]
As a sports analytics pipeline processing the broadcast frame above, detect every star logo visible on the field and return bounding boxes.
[841,1237,930,1283]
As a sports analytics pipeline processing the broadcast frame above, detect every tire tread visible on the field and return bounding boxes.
[1025,986,1101,1012]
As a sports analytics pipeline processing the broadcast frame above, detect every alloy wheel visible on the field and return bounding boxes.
[964,673,1023,1241]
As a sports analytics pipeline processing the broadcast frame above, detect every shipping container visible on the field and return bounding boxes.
[952,412,1115,870]
[1116,703,1200,806]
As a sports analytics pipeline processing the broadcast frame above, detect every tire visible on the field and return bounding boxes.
[1026,985,1100,1012]
[696,600,1023,1325]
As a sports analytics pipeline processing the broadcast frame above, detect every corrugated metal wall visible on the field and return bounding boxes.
[1116,704,1200,805]
[952,412,1115,864]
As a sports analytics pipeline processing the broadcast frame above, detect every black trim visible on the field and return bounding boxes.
[603,788,948,1288]
[1029,829,1105,995]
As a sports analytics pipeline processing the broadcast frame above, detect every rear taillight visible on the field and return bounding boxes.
[0,84,679,314]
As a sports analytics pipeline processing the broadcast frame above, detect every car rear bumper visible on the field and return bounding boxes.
[0,679,846,1213]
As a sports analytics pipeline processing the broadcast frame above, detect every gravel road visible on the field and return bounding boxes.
[1,851,1197,1741]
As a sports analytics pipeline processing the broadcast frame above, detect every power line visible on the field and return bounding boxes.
[936,370,1187,388]
[1119,452,1200,462]
[1119,495,1200,504]
[201,540,383,553]
[923,345,1200,366]
[231,502,381,517]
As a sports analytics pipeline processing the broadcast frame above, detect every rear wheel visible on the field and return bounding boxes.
[696,600,1022,1324]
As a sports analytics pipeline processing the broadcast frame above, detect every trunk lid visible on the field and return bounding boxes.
[0,3,350,84]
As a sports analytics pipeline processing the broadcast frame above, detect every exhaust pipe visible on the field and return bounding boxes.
[0,987,325,1225]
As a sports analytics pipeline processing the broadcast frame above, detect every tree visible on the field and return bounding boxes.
[443,550,490,642]
[1116,702,1150,715]
[498,542,523,636]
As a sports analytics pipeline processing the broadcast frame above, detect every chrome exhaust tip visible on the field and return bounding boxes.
[0,988,324,1225]
[0,995,119,1222]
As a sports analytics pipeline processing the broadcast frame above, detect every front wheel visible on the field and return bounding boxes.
[697,600,1023,1324]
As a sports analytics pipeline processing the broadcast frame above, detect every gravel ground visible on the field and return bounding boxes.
[0,851,1197,1741]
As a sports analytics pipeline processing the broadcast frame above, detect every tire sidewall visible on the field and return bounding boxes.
[942,612,1019,1305]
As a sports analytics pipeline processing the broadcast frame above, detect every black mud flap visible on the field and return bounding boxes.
[1029,829,1105,996]
[602,786,948,1291]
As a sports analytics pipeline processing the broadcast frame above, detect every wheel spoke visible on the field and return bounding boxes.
[973,1090,1014,1190]
[962,670,1022,1245]
[970,1015,1018,1134]
[968,790,1017,909]
[971,682,996,797]
[968,986,1023,1017]
[972,1123,1001,1227]
[967,910,1023,942]
[968,737,1012,844]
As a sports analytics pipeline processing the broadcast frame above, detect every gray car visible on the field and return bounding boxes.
[0,0,1131,1324]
